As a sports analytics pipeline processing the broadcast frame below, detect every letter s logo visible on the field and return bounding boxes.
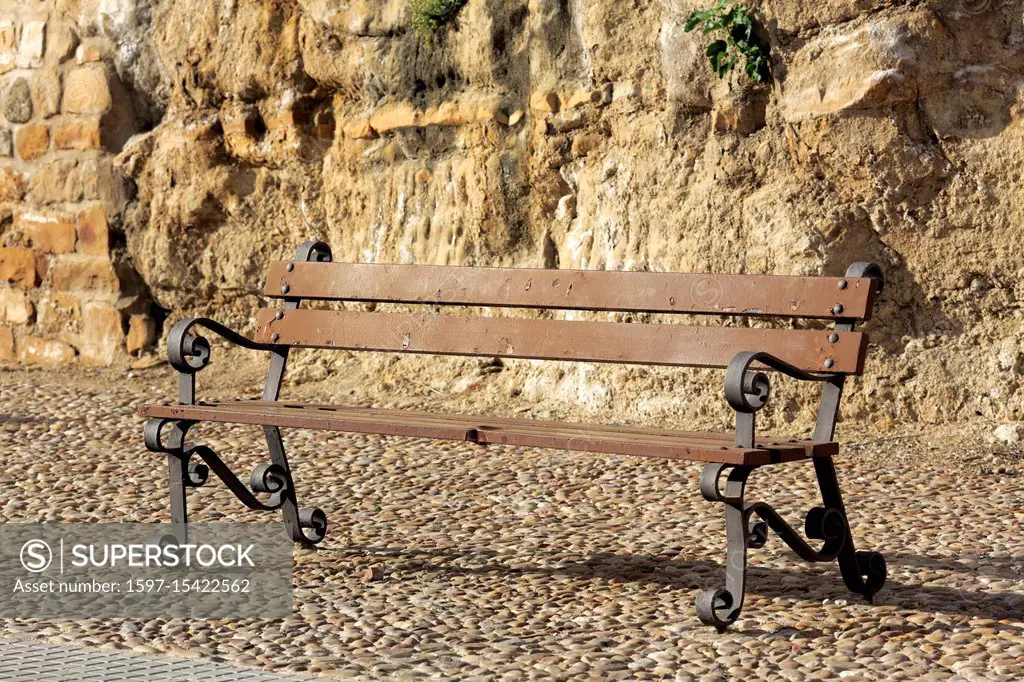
[20,540,52,573]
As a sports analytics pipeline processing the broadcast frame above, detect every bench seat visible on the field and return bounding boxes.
[141,401,837,466]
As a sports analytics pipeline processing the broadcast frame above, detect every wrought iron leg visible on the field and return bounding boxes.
[263,426,328,545]
[696,464,757,630]
[146,419,207,543]
[812,457,887,601]
[168,453,187,526]
[696,459,886,630]
[145,419,327,546]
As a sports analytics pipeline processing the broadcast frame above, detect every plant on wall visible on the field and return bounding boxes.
[411,0,469,37]
[684,0,771,84]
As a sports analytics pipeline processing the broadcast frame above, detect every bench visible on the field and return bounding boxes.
[141,240,888,629]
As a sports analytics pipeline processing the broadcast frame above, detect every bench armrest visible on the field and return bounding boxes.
[167,317,276,404]
[724,351,840,449]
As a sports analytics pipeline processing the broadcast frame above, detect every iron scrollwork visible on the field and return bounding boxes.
[700,263,888,629]
[144,238,336,546]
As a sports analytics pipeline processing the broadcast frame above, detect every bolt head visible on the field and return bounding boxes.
[832,304,844,315]
[281,284,290,295]
[838,280,848,290]
[275,310,284,320]
[286,262,295,272]
[271,333,280,343]
[824,358,835,369]
[828,333,839,343]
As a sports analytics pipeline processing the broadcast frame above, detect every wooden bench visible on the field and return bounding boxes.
[141,240,888,629]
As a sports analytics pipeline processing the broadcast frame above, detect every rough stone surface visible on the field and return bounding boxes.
[49,258,120,293]
[0,19,14,74]
[31,69,62,118]
[0,247,37,288]
[0,324,12,359]
[14,123,49,161]
[79,302,124,366]
[15,18,46,69]
[17,211,77,254]
[16,336,75,365]
[0,286,33,324]
[4,77,32,123]
[52,117,102,151]
[0,370,1023,679]
[76,204,110,255]
[0,166,24,200]
[125,312,155,354]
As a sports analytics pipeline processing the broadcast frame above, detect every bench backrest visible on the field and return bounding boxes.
[253,261,880,375]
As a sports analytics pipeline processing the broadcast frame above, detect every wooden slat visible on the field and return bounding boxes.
[139,401,839,466]
[252,309,868,374]
[264,262,876,320]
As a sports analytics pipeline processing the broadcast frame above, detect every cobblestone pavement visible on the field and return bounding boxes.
[1,369,1023,680]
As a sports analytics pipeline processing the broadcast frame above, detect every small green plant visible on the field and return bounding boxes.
[411,0,469,37]
[684,0,771,84]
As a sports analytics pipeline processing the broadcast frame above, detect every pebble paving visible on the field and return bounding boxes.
[0,369,1022,680]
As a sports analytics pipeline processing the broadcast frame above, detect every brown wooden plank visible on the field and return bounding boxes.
[209,401,823,454]
[187,400,744,450]
[205,400,740,445]
[140,401,837,466]
[264,262,877,320]
[252,309,868,374]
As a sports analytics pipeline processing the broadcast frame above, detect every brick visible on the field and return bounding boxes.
[32,70,62,118]
[16,18,46,70]
[18,335,76,366]
[80,302,123,366]
[63,65,112,115]
[15,123,49,161]
[53,118,101,151]
[0,19,14,75]
[126,313,156,354]
[17,210,77,254]
[0,247,37,288]
[76,204,108,255]
[0,286,33,324]
[49,257,120,293]
[0,166,25,200]
[0,324,12,360]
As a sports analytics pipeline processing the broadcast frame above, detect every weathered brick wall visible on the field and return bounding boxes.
[0,0,155,367]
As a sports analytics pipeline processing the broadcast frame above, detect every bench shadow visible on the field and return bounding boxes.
[317,545,1024,632]
[886,552,1024,580]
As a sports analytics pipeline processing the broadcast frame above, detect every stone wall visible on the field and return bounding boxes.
[2,0,1024,434]
[0,0,158,366]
